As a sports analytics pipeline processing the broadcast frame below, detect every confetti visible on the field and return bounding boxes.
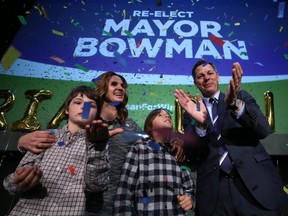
[122,9,126,19]
[17,15,27,25]
[82,102,92,119]
[1,46,22,71]
[124,30,134,38]
[50,55,65,64]
[209,33,225,46]
[110,101,120,106]
[75,63,89,72]
[148,141,160,151]
[52,29,64,36]
[136,39,142,47]
[142,196,151,204]
[254,62,264,66]
[278,2,285,18]
[92,77,101,83]
[68,165,76,175]
[34,3,48,18]
[58,141,65,146]
[284,185,288,194]
[143,59,156,64]
[102,30,112,36]
[196,102,200,111]
[148,66,157,72]
[240,51,248,56]
[181,165,192,172]
[228,31,234,37]
[48,130,55,135]
[149,92,158,97]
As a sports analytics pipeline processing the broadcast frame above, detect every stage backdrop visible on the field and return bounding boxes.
[0,0,288,133]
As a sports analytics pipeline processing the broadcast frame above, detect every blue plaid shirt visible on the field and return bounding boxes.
[114,139,196,215]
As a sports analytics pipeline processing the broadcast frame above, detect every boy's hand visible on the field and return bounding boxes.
[85,120,123,143]
[177,193,193,211]
[14,166,43,192]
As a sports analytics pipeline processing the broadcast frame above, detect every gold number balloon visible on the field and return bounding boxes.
[11,90,53,131]
[264,91,275,132]
[47,103,67,129]
[174,95,197,134]
[0,90,16,130]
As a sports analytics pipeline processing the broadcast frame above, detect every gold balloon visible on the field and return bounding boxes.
[264,91,275,132]
[175,99,184,134]
[47,103,67,129]
[175,96,197,134]
[0,90,16,130]
[11,90,53,131]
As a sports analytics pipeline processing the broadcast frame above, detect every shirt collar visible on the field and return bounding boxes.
[204,91,220,104]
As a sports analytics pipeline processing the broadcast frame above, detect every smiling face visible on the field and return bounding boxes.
[144,109,173,137]
[193,63,220,98]
[152,109,173,131]
[105,75,126,104]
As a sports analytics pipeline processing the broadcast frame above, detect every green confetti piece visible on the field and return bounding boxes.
[181,165,192,172]
[228,31,234,37]
[240,51,248,56]
[124,30,134,38]
[102,30,112,36]
[284,54,288,60]
[75,64,89,72]
[224,22,230,26]
[18,15,27,25]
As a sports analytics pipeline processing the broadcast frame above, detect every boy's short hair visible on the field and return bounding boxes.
[64,85,100,119]
[144,108,171,137]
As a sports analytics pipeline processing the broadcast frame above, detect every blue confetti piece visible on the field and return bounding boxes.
[92,77,101,83]
[48,129,55,135]
[148,141,160,151]
[196,101,200,111]
[278,2,285,18]
[82,102,92,119]
[58,141,65,146]
[142,196,151,204]
[110,101,120,106]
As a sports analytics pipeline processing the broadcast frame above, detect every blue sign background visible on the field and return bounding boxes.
[1,0,287,83]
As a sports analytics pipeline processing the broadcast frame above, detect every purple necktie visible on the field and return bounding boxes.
[209,98,233,174]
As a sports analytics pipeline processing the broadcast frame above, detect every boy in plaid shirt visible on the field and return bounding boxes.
[3,85,122,216]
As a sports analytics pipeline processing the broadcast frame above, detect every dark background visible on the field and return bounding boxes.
[0,1,35,215]
[0,0,36,60]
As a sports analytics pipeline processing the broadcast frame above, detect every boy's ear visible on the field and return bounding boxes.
[65,109,69,114]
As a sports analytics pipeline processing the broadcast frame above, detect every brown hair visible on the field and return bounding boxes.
[93,71,128,124]
[144,108,171,137]
[64,85,100,119]
[191,59,218,80]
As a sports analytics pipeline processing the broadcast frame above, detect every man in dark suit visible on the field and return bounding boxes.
[174,59,288,215]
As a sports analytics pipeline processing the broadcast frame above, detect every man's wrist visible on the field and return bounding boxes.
[228,99,243,111]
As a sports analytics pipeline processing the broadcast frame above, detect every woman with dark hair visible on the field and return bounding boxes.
[114,108,196,215]
[85,71,144,215]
